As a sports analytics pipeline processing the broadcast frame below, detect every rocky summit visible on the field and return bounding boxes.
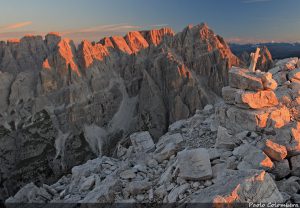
[3,22,300,206]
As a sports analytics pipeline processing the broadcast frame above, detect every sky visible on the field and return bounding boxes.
[0,0,299,44]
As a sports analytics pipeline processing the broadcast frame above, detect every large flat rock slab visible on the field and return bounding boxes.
[217,105,290,133]
[188,170,283,204]
[176,148,212,180]
[229,67,264,91]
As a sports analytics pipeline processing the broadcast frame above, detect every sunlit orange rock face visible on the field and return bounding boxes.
[56,39,80,76]
[99,37,114,49]
[7,39,21,44]
[110,36,133,54]
[141,27,175,46]
[78,40,110,68]
[125,31,149,53]
[263,139,287,161]
[240,90,278,109]
[268,106,290,129]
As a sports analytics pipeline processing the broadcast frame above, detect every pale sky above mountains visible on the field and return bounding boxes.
[0,0,299,43]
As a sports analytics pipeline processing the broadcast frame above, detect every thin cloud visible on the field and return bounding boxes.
[0,21,33,31]
[242,0,272,3]
[61,23,169,43]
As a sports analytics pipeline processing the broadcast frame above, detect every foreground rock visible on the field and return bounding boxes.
[188,170,283,204]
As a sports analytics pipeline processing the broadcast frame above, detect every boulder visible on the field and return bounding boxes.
[130,131,155,153]
[229,67,264,91]
[215,126,240,150]
[217,105,270,133]
[263,139,287,161]
[176,148,212,180]
[237,90,278,109]
[188,170,283,204]
[233,144,274,171]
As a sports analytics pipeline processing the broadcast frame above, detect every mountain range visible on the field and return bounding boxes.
[0,23,240,201]
[230,42,300,60]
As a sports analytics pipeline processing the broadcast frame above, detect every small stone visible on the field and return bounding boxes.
[136,194,145,202]
[192,182,200,189]
[167,183,176,192]
[79,175,95,192]
[167,184,189,203]
[203,104,214,114]
[204,180,213,187]
[133,164,147,173]
[147,159,158,168]
[148,188,154,201]
[176,177,186,185]
[120,170,136,180]
[154,185,167,199]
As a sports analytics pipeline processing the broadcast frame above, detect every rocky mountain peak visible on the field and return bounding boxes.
[77,40,110,69]
[141,27,175,46]
[56,38,80,76]
[125,31,149,54]
[257,46,273,71]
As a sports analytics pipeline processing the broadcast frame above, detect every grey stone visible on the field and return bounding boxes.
[168,184,189,203]
[130,131,155,153]
[177,148,212,180]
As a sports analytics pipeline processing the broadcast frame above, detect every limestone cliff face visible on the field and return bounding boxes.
[0,23,241,201]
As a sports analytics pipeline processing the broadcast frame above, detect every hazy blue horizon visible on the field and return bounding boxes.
[1,0,299,43]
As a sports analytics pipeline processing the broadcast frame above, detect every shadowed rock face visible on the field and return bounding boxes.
[0,23,240,201]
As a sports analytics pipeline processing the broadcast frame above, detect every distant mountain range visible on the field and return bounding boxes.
[230,42,300,59]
